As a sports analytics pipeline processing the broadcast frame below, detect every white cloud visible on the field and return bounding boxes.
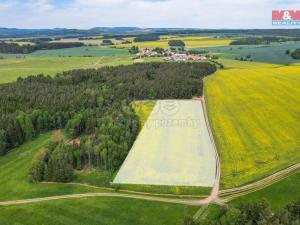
[0,1,16,11]
[0,0,300,28]
[26,0,54,11]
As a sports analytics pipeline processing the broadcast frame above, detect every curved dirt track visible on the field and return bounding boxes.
[0,192,203,207]
[200,97,221,204]
[42,181,208,199]
[220,162,300,202]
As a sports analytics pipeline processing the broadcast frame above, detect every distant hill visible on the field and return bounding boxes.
[1,27,300,38]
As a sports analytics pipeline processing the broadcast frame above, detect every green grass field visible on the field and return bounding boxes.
[113,184,211,196]
[231,171,300,209]
[205,60,300,188]
[0,131,200,225]
[0,56,133,83]
[0,132,111,201]
[74,169,116,187]
[0,46,129,58]
[0,197,197,225]
[196,41,300,64]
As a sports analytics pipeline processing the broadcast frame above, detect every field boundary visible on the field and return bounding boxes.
[0,192,202,207]
[200,97,221,204]
[219,162,300,202]
[42,182,208,198]
[1,163,299,207]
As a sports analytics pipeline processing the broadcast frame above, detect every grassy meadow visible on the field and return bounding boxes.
[0,46,129,58]
[0,131,197,224]
[0,197,198,225]
[0,55,133,83]
[0,132,110,201]
[231,171,300,209]
[205,59,300,188]
[113,183,211,196]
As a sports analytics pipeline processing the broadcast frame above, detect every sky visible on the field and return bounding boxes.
[0,0,299,29]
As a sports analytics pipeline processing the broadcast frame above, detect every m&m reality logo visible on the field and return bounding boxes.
[272,10,300,26]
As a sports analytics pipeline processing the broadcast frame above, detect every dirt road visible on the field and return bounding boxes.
[220,162,300,202]
[199,97,221,204]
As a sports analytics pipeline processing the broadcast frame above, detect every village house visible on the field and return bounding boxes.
[135,48,208,62]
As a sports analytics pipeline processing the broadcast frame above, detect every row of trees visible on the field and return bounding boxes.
[0,42,84,54]
[101,39,114,46]
[18,38,53,43]
[0,62,216,181]
[230,36,300,45]
[184,199,300,225]
[133,35,160,42]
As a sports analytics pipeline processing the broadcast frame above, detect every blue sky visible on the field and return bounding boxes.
[0,0,299,28]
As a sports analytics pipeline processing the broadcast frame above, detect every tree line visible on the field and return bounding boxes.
[230,36,300,45]
[134,35,160,42]
[0,42,84,54]
[0,62,216,182]
[184,199,300,225]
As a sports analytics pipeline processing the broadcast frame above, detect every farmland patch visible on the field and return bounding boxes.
[114,100,217,187]
[195,41,300,64]
[205,60,300,188]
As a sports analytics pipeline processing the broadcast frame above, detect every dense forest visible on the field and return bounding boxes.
[133,35,160,42]
[184,199,300,225]
[230,36,300,45]
[0,42,84,54]
[0,62,216,181]
[291,49,300,59]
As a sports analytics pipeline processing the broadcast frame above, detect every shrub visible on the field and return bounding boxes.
[291,49,300,59]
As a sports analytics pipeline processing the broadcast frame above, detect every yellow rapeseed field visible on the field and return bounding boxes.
[205,60,300,189]
[132,101,156,129]
[115,36,233,49]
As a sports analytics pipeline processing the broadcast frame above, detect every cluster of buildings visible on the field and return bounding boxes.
[165,53,208,62]
[135,49,159,57]
[135,48,208,62]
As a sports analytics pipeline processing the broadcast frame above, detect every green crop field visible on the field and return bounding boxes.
[195,41,300,64]
[231,171,300,209]
[205,59,300,189]
[0,56,133,84]
[0,197,197,225]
